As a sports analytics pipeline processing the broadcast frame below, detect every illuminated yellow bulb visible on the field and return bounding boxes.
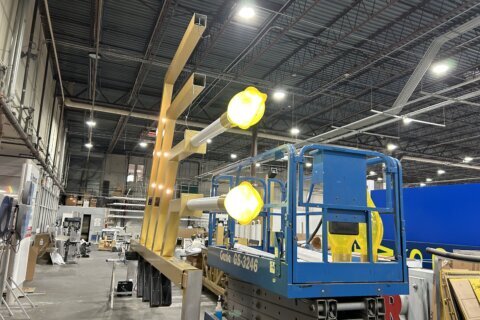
[151,183,156,188]
[163,152,170,157]
[356,192,384,262]
[227,86,267,129]
[161,117,167,124]
[224,181,264,225]
[157,184,164,190]
[166,189,172,195]
[156,151,162,157]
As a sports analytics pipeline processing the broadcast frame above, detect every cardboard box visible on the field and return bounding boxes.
[25,246,38,281]
[33,233,52,261]
[178,227,205,238]
[452,260,480,272]
[186,254,203,269]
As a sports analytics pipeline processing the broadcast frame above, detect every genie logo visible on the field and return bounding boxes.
[220,250,232,263]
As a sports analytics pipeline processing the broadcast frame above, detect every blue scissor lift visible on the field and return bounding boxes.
[206,144,408,319]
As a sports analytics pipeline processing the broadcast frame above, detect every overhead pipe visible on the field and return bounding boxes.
[64,98,299,143]
[388,17,480,115]
[312,88,480,145]
[420,92,480,107]
[313,75,480,143]
[0,96,65,193]
[36,48,50,140]
[42,0,65,104]
[302,16,480,145]
[402,156,480,171]
[87,0,104,146]
[370,109,445,127]
[19,0,39,126]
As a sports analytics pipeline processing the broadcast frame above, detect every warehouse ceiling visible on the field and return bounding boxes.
[44,0,480,185]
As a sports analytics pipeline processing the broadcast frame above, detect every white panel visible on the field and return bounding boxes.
[0,0,17,63]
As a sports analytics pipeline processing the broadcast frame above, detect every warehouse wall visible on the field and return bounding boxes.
[1,0,66,230]
[65,153,206,197]
[1,0,65,171]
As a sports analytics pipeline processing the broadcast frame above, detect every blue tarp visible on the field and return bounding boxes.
[372,183,480,265]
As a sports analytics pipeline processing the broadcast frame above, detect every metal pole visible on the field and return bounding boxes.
[36,47,50,141]
[181,270,202,320]
[42,0,65,104]
[8,277,35,307]
[45,95,56,163]
[19,0,39,126]
[189,113,232,147]
[0,247,11,307]
[0,96,64,192]
[5,282,30,319]
[250,125,258,176]
[1,296,13,316]
[186,196,225,211]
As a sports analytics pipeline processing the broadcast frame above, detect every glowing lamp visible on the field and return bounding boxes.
[227,86,267,129]
[224,181,264,225]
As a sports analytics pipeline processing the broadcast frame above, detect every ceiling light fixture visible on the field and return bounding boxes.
[420,183,426,187]
[139,142,148,148]
[426,178,432,182]
[402,117,413,125]
[255,163,261,167]
[231,154,237,159]
[369,171,377,176]
[377,177,383,182]
[88,52,101,60]
[305,162,312,168]
[272,90,286,101]
[238,6,255,19]
[290,127,300,135]
[207,139,212,144]
[463,156,473,163]
[387,143,398,151]
[85,142,93,149]
[86,120,96,127]
[437,169,445,175]
[431,62,450,75]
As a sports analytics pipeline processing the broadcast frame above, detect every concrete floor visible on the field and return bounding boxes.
[15,250,216,320]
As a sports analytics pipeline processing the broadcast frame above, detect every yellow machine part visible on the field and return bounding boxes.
[356,191,384,262]
[329,191,384,262]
